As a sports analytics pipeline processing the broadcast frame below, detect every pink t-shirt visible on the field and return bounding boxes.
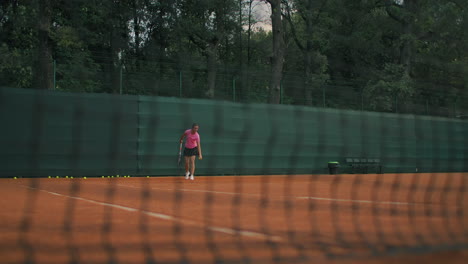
[184,129,200,149]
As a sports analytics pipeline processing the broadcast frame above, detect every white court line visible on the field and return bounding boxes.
[114,183,426,207]
[20,185,281,242]
[111,183,262,197]
[295,197,421,206]
[112,183,462,208]
[117,184,262,197]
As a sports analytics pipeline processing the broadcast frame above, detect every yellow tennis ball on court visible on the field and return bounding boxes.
[65,176,69,178]
[56,176,59,178]
[13,177,17,179]
[102,176,104,178]
[70,176,73,179]
[48,176,51,179]
[83,177,87,179]
[146,176,150,178]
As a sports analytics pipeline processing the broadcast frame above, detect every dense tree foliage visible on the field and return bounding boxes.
[0,0,466,116]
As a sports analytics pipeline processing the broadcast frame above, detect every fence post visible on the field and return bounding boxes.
[119,65,123,95]
[322,85,326,107]
[426,99,429,115]
[233,78,236,102]
[395,95,398,113]
[53,60,56,90]
[361,88,364,111]
[179,71,182,97]
[453,99,457,118]
[280,79,283,104]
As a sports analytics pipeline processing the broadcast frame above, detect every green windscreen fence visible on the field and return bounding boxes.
[0,86,467,177]
[0,87,138,177]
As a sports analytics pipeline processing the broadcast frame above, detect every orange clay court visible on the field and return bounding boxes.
[0,173,467,264]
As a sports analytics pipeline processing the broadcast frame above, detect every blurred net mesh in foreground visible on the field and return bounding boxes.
[0,86,467,264]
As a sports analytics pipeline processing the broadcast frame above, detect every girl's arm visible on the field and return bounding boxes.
[179,132,186,143]
[197,141,203,160]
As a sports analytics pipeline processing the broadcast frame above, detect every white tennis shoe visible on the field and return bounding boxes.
[190,175,194,180]
[185,171,190,179]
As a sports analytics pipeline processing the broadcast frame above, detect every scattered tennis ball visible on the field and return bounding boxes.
[70,176,73,179]
[146,176,150,178]
[83,177,87,179]
[65,176,69,178]
[56,176,60,178]
[13,177,17,179]
[116,175,120,177]
[48,176,51,179]
[102,176,104,178]
[107,176,110,178]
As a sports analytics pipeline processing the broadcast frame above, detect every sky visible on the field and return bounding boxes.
[250,0,272,31]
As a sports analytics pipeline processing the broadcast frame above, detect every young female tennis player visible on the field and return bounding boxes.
[179,123,203,180]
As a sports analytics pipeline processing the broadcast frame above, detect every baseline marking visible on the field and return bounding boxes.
[21,185,282,242]
[114,183,430,207]
[295,197,420,206]
[113,183,263,197]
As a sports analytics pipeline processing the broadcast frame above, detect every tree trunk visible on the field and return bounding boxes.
[303,0,314,105]
[110,30,121,94]
[109,1,126,95]
[237,0,244,101]
[204,1,226,99]
[132,0,140,64]
[304,52,313,105]
[247,0,254,66]
[400,0,417,76]
[35,0,53,90]
[267,0,285,104]
[238,0,243,67]
[245,0,255,100]
[206,47,217,98]
[156,5,167,96]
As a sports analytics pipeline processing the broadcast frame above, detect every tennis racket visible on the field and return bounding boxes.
[177,142,183,167]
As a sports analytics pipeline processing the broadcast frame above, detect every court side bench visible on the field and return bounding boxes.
[345,158,383,174]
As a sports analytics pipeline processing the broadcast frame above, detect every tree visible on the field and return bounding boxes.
[385,0,418,77]
[265,0,285,104]
[284,0,329,105]
[35,0,53,90]
[179,0,238,99]
[0,0,466,115]
[0,0,37,88]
